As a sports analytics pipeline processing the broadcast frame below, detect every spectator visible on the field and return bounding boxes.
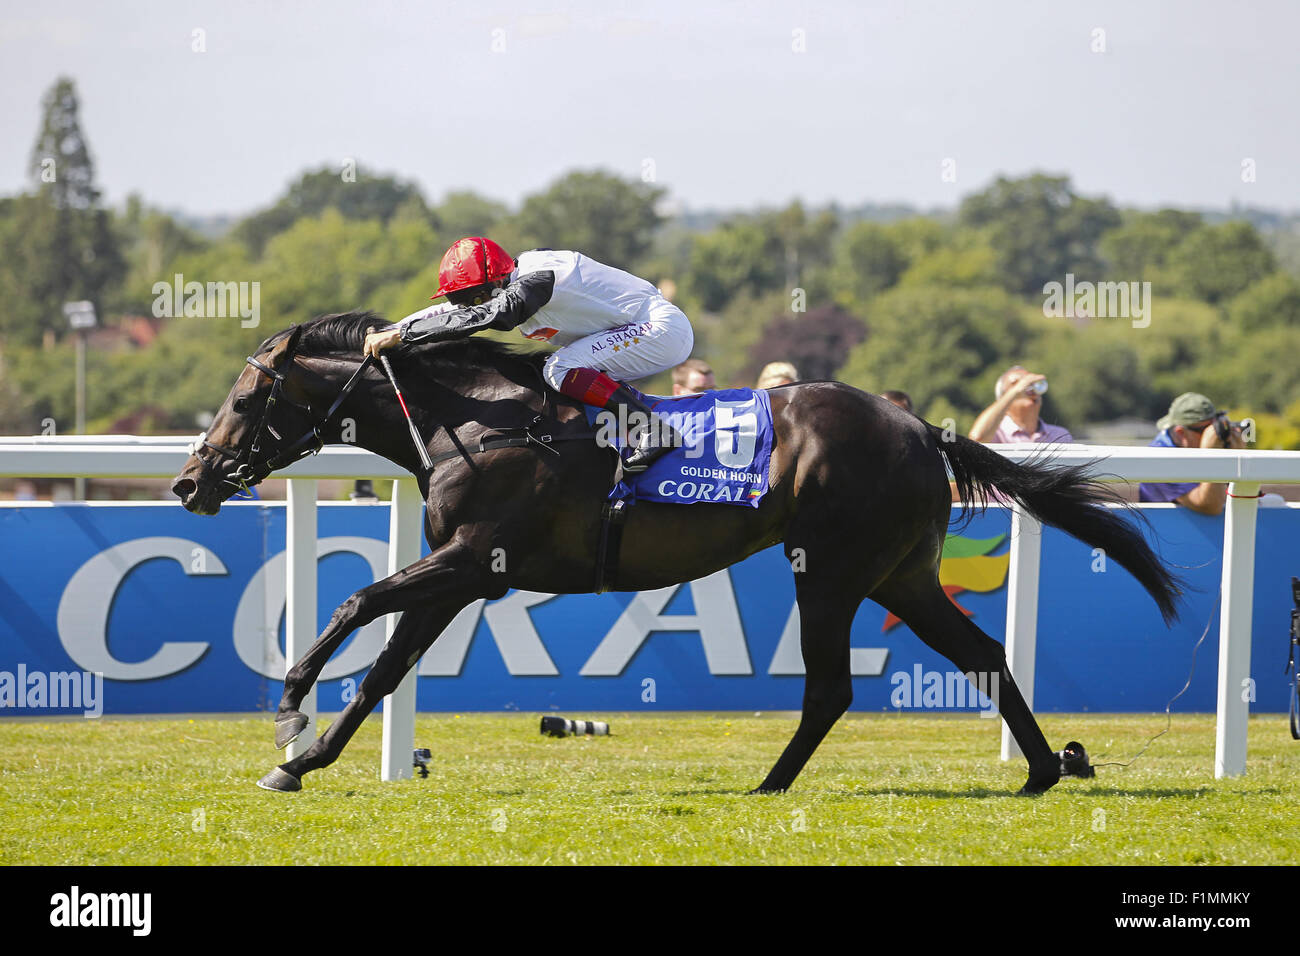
[672,359,715,396]
[880,390,913,413]
[1139,392,1246,516]
[969,365,1073,445]
[756,361,799,389]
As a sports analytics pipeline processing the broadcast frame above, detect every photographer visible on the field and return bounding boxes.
[969,366,1073,445]
[1139,392,1246,516]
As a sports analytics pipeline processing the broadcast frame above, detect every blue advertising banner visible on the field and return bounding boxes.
[0,501,1296,715]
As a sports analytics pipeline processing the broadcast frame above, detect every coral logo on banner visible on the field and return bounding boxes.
[4,502,1286,714]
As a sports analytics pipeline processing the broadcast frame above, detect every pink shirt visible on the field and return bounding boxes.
[991,416,1073,444]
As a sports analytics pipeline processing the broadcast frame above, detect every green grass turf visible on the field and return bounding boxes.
[1,712,1296,865]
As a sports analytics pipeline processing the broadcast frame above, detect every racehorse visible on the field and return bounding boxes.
[172,311,1182,795]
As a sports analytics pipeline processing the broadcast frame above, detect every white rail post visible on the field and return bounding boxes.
[1001,505,1042,761]
[285,479,318,761]
[381,478,424,781]
[1215,481,1261,778]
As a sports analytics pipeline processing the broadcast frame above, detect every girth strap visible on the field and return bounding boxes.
[594,498,630,594]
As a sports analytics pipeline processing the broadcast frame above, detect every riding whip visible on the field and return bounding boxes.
[369,328,435,472]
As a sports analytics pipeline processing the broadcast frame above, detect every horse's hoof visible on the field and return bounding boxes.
[1016,773,1059,797]
[274,712,309,750]
[748,786,787,795]
[257,767,302,792]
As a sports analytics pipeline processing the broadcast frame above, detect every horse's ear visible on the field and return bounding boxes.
[266,325,304,370]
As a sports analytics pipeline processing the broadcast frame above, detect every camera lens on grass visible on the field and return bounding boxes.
[540,716,610,737]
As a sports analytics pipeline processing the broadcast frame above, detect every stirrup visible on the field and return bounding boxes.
[622,442,671,474]
[621,419,683,474]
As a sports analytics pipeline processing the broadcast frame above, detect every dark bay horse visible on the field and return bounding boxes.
[172,311,1182,795]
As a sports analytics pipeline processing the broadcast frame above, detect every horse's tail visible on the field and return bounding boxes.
[927,424,1184,625]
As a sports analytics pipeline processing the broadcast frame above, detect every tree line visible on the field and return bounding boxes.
[1,77,1298,448]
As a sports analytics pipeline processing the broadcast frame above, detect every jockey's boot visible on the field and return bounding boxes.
[558,368,685,474]
[604,384,684,474]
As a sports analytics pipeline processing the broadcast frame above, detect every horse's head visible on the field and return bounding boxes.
[172,325,318,515]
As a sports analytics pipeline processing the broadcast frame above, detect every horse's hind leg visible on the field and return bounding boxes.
[874,573,1060,796]
[752,502,912,794]
[752,476,922,794]
[752,573,859,794]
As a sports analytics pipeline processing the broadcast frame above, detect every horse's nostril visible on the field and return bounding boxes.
[173,478,196,502]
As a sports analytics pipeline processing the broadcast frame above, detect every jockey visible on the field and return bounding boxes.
[363,236,695,473]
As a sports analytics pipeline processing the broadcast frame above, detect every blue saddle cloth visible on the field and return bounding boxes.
[583,387,775,507]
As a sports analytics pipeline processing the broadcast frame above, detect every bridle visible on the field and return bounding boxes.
[195,330,374,496]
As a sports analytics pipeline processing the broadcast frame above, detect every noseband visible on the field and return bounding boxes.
[197,333,374,496]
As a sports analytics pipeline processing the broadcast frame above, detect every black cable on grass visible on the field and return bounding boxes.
[1092,588,1222,770]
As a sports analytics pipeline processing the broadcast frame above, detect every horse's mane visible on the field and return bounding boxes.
[255,310,547,380]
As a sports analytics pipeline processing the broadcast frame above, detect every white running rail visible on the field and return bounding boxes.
[3,435,1299,780]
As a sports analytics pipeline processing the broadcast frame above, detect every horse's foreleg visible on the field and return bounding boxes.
[753,581,858,794]
[876,577,1060,796]
[275,598,385,748]
[259,599,466,790]
[273,541,493,751]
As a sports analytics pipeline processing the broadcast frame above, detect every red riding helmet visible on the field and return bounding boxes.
[432,236,516,300]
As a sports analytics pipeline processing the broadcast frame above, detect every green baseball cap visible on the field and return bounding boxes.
[1157,392,1219,432]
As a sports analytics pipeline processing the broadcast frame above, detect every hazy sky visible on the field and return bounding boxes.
[3,0,1298,217]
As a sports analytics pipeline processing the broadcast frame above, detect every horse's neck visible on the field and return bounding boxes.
[301,356,423,473]
[306,353,546,474]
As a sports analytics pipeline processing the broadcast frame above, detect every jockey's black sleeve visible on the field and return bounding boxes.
[400,270,556,344]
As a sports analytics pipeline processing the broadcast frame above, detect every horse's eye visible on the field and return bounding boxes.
[233,398,249,414]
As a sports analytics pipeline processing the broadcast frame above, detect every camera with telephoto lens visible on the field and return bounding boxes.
[1212,411,1237,444]
[540,716,610,737]
[1055,740,1095,778]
